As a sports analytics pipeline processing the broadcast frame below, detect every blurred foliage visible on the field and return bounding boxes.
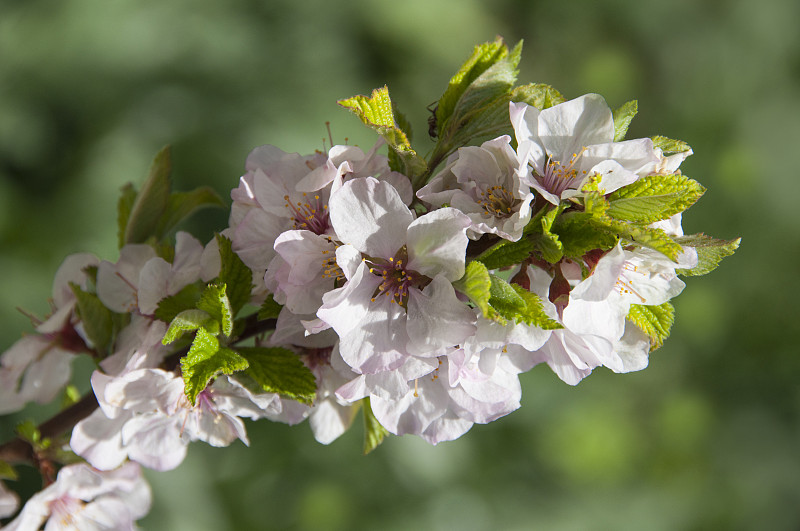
[1,0,799,529]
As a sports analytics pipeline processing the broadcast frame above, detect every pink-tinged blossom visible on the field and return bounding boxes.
[316,177,476,374]
[0,253,98,415]
[417,135,534,241]
[510,95,660,204]
[71,354,295,471]
[0,480,19,519]
[3,462,150,531]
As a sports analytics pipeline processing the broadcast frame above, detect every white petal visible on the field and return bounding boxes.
[538,94,614,160]
[406,207,470,281]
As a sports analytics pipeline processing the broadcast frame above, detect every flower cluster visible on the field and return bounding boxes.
[0,38,738,528]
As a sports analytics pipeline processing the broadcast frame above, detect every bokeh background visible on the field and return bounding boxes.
[1,0,798,529]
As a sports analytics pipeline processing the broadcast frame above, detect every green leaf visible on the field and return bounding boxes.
[435,37,513,138]
[116,183,138,249]
[197,284,233,337]
[258,294,283,320]
[510,83,566,110]
[475,238,534,270]
[124,146,172,244]
[612,100,638,141]
[362,397,389,455]
[154,282,204,323]
[156,187,226,237]
[453,261,493,318]
[488,274,526,317]
[238,347,317,405]
[181,328,249,404]
[69,283,113,354]
[509,285,562,329]
[651,135,692,154]
[338,86,427,179]
[532,205,565,263]
[607,174,706,223]
[216,234,254,317]
[553,212,618,259]
[627,302,674,350]
[0,460,17,481]
[162,309,220,345]
[674,234,741,276]
[593,217,684,261]
[15,420,40,445]
[431,40,522,169]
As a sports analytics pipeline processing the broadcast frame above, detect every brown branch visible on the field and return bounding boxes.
[0,314,277,466]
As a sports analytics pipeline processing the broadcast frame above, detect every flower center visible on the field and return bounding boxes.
[615,262,648,303]
[534,149,588,197]
[365,246,430,308]
[319,237,345,284]
[476,184,518,219]
[50,495,85,526]
[285,193,330,235]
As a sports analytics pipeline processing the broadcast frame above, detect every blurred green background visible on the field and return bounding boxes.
[1,0,798,529]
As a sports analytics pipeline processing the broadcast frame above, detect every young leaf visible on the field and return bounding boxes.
[154,282,204,323]
[532,205,565,263]
[124,146,172,244]
[258,294,283,321]
[338,86,427,178]
[612,100,638,141]
[674,234,741,276]
[197,283,233,337]
[627,302,674,350]
[595,218,684,261]
[475,238,534,270]
[181,328,249,404]
[651,135,692,154]
[0,460,17,481]
[453,261,493,318]
[607,174,706,223]
[362,397,389,455]
[238,347,317,405]
[156,187,226,237]
[116,183,138,249]
[553,212,618,259]
[509,284,562,329]
[435,37,512,138]
[488,274,526,317]
[69,283,113,354]
[216,234,254,317]
[510,83,566,110]
[162,309,220,345]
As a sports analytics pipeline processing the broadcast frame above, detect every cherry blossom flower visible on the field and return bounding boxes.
[417,135,534,241]
[0,480,19,519]
[3,462,150,531]
[510,95,660,204]
[316,177,476,374]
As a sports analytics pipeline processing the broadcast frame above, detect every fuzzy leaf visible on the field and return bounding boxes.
[488,274,526,316]
[627,302,674,350]
[435,37,512,138]
[197,284,233,337]
[69,283,113,354]
[258,294,283,321]
[181,328,249,405]
[651,135,692,154]
[162,309,219,345]
[238,347,316,405]
[607,174,706,223]
[532,205,565,263]
[154,282,204,323]
[338,86,427,178]
[595,218,683,261]
[454,261,493,318]
[475,238,534,270]
[613,100,638,141]
[124,146,172,244]
[674,234,741,276]
[509,285,562,329]
[116,183,138,249]
[216,234,254,316]
[510,83,566,110]
[0,460,17,481]
[553,212,618,258]
[362,397,389,455]
[156,187,226,237]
